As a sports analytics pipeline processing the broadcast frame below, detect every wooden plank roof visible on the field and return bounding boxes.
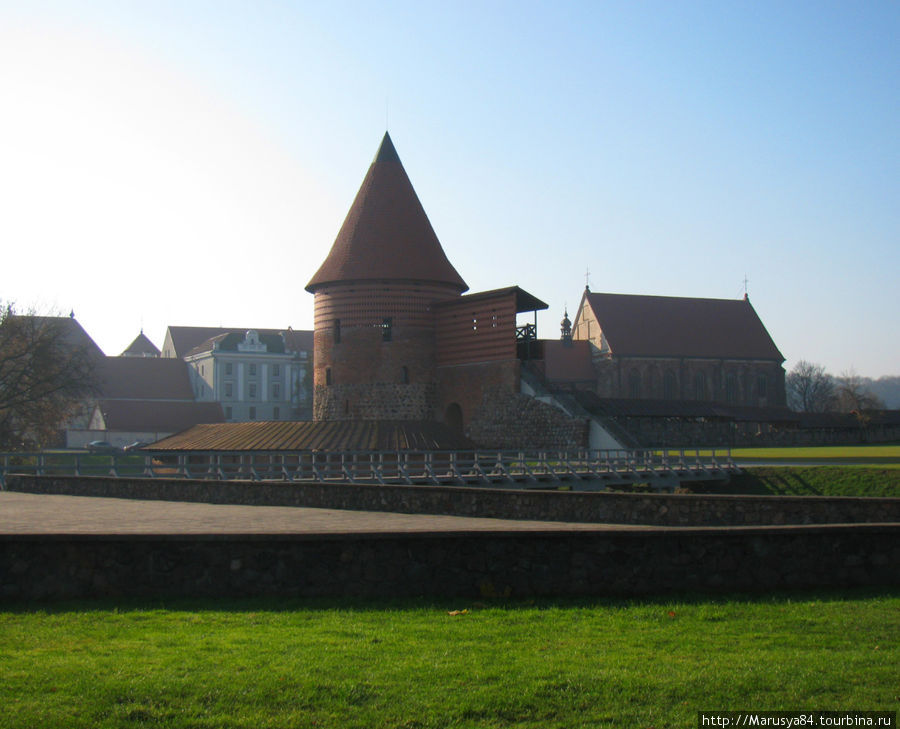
[146,420,475,452]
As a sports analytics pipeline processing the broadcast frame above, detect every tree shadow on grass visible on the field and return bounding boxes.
[5,586,898,616]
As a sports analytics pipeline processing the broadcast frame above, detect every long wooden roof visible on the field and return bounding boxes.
[146,420,474,452]
[306,132,468,293]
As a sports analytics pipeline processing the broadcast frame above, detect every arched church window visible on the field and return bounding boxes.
[628,370,641,399]
[725,374,737,403]
[694,371,707,401]
[664,371,677,400]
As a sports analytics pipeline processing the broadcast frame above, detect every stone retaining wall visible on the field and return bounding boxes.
[467,388,589,450]
[6,475,899,527]
[2,525,897,601]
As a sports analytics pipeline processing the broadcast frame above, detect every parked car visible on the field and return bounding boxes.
[123,441,150,452]
[87,441,119,453]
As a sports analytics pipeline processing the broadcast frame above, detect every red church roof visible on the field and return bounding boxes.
[583,292,784,361]
[306,132,468,293]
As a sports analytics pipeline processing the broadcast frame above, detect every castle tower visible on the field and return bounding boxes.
[305,132,468,421]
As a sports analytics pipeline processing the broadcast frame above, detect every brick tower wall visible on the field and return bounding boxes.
[312,281,461,421]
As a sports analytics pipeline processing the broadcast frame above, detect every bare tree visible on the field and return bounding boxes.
[786,360,836,413]
[0,303,100,449]
[835,368,885,413]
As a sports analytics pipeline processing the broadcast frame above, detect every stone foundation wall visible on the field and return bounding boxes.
[467,388,589,450]
[314,382,436,421]
[3,526,897,601]
[8,475,899,527]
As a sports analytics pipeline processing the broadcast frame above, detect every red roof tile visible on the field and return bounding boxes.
[306,132,468,293]
[96,400,224,432]
[583,292,784,361]
[97,357,195,400]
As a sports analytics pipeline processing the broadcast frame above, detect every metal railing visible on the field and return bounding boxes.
[1,448,737,490]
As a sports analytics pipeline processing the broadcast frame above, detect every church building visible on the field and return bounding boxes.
[570,289,786,407]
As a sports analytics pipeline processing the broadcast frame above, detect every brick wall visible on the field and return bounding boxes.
[436,360,519,431]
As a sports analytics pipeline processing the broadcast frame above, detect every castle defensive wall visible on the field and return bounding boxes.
[3,475,897,601]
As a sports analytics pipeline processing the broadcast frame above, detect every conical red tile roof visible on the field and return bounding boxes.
[306,132,468,293]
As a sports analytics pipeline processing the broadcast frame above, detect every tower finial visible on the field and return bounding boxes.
[560,306,572,342]
[585,266,591,291]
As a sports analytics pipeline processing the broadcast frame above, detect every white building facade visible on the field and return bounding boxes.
[183,329,312,421]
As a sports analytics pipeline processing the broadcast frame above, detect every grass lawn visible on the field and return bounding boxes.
[729,445,900,463]
[661,445,900,463]
[1,591,898,728]
[693,465,900,497]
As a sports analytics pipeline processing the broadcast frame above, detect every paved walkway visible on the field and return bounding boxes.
[0,492,637,535]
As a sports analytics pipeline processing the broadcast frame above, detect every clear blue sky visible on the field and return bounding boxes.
[1,1,897,377]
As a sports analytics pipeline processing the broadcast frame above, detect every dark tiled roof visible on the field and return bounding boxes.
[164,326,232,358]
[147,420,474,452]
[96,400,224,432]
[283,328,314,353]
[15,315,106,359]
[97,357,194,400]
[583,292,784,361]
[186,331,288,357]
[306,132,468,293]
[167,326,313,358]
[121,331,160,357]
[435,286,549,314]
